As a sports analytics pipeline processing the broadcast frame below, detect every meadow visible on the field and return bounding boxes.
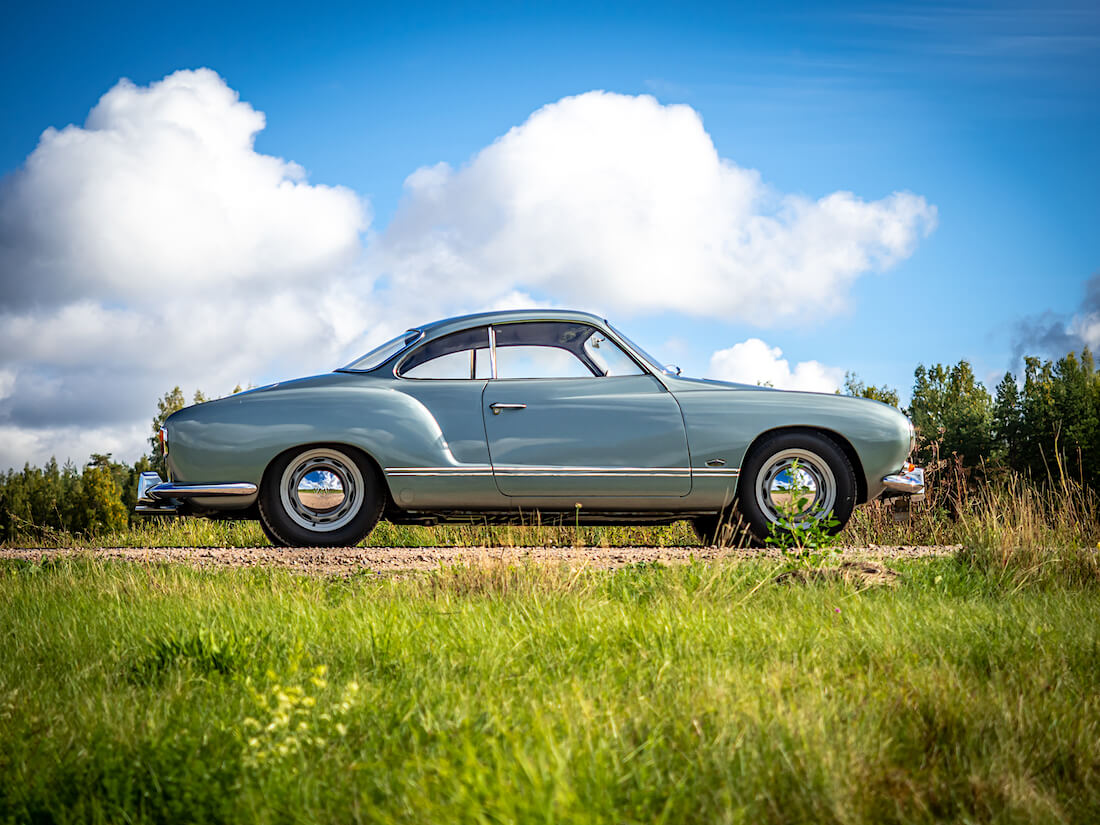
[2,551,1099,825]
[2,472,1099,824]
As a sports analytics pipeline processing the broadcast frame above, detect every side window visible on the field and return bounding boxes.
[583,334,644,376]
[399,322,647,380]
[399,327,491,379]
[495,346,592,379]
[493,322,600,379]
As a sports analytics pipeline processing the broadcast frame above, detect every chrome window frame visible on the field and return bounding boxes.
[488,325,498,378]
[580,331,646,378]
[393,326,492,381]
[489,321,638,381]
[392,318,659,382]
[605,322,666,375]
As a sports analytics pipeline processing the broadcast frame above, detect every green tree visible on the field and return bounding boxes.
[74,455,127,535]
[908,360,994,468]
[1017,350,1100,489]
[992,372,1022,466]
[842,371,900,407]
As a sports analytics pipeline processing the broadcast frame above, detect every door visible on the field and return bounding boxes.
[482,322,691,497]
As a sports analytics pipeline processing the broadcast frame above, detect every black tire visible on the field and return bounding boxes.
[257,514,284,547]
[736,431,857,544]
[258,445,383,548]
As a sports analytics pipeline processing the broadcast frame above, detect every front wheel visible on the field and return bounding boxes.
[258,445,383,547]
[737,431,857,545]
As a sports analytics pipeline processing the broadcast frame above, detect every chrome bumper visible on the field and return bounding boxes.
[881,464,925,502]
[135,471,258,515]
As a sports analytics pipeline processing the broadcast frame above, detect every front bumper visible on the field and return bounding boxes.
[881,464,925,503]
[135,471,258,515]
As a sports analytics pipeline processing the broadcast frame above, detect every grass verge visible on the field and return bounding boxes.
[1,557,1098,824]
[2,516,703,550]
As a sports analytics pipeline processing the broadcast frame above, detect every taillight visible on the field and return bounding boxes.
[158,427,168,456]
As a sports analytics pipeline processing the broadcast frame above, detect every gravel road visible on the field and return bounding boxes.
[0,545,958,575]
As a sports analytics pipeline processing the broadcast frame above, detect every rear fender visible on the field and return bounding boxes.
[165,386,456,492]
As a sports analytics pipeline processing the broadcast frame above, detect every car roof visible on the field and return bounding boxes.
[415,309,609,338]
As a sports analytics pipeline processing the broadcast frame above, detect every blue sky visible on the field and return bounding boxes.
[0,0,1098,466]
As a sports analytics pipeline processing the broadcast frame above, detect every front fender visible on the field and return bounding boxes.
[675,388,911,502]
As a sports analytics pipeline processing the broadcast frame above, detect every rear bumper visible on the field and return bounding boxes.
[135,471,258,515]
[881,464,925,502]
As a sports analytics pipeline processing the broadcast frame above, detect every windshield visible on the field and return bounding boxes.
[339,329,423,372]
[607,323,667,374]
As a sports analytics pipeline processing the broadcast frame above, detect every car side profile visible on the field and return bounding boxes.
[136,309,925,546]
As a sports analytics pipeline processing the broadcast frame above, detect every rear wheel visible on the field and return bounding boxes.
[258,445,383,547]
[736,431,856,545]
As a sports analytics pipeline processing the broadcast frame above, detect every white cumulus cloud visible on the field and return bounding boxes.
[0,69,373,467]
[375,90,937,322]
[0,76,935,469]
[708,339,844,393]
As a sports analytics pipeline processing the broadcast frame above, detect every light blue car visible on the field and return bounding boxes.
[137,309,924,547]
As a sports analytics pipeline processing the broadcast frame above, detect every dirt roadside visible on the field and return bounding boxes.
[0,545,959,575]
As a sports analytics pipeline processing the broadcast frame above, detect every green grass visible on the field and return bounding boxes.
[1,557,1098,824]
[0,503,979,550]
[2,515,704,549]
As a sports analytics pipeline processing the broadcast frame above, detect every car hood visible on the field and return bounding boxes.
[662,373,902,413]
[660,375,770,392]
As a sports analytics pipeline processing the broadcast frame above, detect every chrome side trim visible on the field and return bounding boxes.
[495,471,690,478]
[385,467,495,477]
[384,466,740,478]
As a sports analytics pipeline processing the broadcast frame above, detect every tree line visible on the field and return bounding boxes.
[0,388,208,541]
[1,353,1098,541]
[909,351,1100,493]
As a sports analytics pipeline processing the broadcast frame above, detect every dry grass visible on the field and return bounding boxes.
[956,474,1100,587]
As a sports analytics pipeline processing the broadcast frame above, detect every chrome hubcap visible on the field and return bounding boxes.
[279,449,363,532]
[755,448,836,526]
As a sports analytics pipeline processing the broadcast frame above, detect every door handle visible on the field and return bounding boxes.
[490,402,527,415]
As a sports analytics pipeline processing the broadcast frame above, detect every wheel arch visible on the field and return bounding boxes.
[737,425,868,505]
[261,440,392,502]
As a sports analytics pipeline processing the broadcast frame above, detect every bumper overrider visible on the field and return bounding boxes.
[881,463,925,503]
[135,471,257,515]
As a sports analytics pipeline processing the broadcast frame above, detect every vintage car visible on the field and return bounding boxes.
[136,309,924,547]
